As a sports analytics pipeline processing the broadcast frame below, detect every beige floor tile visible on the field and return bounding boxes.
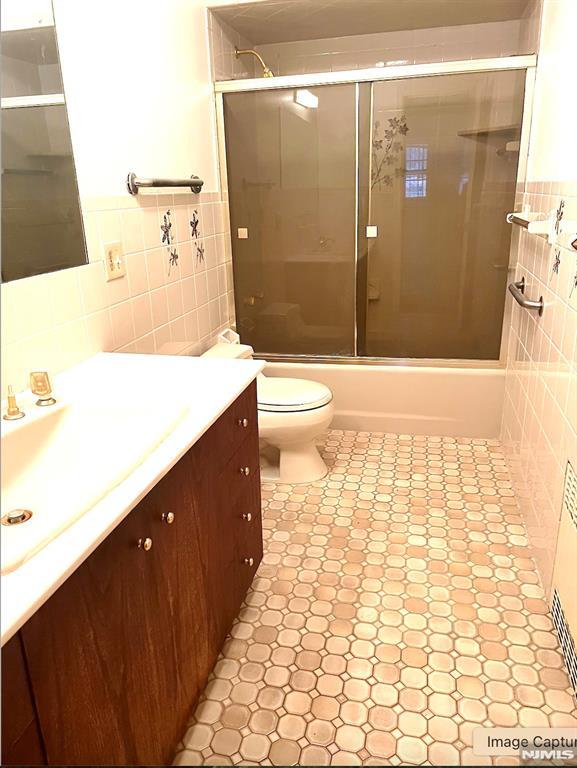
[177,430,577,766]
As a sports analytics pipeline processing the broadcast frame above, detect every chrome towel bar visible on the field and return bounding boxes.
[126,172,203,195]
[508,277,544,316]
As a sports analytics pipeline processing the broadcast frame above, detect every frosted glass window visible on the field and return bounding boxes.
[405,145,428,198]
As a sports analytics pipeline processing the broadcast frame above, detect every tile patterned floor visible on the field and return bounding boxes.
[175,430,577,766]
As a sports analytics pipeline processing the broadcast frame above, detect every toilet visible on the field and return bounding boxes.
[202,342,334,483]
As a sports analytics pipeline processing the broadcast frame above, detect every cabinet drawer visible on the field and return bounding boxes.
[219,426,260,507]
[232,487,263,592]
[208,380,258,472]
[221,439,263,600]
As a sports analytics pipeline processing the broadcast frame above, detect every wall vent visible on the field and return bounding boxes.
[551,589,577,696]
[563,460,577,530]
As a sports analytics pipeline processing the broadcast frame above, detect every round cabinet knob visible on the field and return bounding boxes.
[162,511,175,525]
[244,557,254,567]
[138,537,153,552]
[238,418,249,428]
[242,512,253,522]
[240,466,251,476]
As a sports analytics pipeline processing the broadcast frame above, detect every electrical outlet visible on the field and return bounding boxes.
[103,242,126,281]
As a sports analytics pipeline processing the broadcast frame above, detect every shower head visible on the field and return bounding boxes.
[235,47,274,78]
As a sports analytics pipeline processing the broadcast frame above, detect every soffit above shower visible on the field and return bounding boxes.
[209,0,532,45]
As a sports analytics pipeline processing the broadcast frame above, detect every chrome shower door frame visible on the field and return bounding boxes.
[214,56,537,367]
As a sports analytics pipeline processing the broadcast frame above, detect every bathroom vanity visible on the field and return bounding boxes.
[1,356,263,766]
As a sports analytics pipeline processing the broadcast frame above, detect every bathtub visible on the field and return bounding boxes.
[262,360,505,439]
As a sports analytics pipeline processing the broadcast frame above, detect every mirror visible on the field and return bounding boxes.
[1,0,87,282]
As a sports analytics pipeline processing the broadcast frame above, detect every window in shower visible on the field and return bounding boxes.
[404,145,428,199]
[222,67,526,361]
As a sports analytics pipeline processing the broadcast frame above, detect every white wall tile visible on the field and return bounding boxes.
[150,286,169,329]
[78,262,108,314]
[131,294,153,339]
[195,272,209,307]
[502,194,577,595]
[121,209,144,254]
[50,268,84,326]
[110,301,134,350]
[146,248,166,291]
[126,252,150,297]
[166,281,184,321]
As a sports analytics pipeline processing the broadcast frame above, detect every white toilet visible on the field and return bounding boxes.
[202,342,334,483]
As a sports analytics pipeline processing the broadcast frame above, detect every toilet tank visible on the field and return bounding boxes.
[201,342,254,360]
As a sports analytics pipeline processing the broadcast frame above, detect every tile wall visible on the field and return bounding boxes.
[0,192,235,397]
[209,12,256,81]
[501,181,577,595]
[208,15,541,81]
[255,20,529,78]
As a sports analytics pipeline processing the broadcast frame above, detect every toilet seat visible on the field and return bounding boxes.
[257,377,332,413]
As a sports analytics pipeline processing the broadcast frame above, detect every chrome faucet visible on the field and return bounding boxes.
[30,371,56,406]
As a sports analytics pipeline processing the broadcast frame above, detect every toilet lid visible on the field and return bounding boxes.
[257,377,332,413]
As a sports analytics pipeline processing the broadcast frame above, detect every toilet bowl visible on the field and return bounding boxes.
[202,342,334,483]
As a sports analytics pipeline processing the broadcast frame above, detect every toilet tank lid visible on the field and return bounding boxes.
[201,342,254,359]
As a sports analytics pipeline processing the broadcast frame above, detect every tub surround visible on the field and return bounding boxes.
[502,181,577,596]
[500,0,577,604]
[1,352,264,646]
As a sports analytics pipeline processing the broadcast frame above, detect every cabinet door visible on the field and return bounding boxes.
[20,499,176,765]
[1,633,45,766]
[190,381,262,655]
[188,428,237,655]
[144,455,211,733]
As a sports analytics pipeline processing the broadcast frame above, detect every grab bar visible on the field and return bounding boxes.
[508,277,544,316]
[127,172,203,195]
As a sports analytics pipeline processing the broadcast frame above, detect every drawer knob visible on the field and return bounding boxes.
[162,511,175,524]
[242,512,253,522]
[244,557,254,567]
[240,466,251,476]
[238,418,249,428]
[138,537,153,552]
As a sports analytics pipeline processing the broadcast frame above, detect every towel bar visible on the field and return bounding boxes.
[127,172,203,195]
[508,277,544,316]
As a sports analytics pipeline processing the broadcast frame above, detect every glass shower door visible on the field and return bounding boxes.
[223,85,357,355]
[359,70,526,359]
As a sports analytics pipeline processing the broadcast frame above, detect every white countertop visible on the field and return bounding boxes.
[1,352,264,645]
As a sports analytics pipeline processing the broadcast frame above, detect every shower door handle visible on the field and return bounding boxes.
[508,277,544,316]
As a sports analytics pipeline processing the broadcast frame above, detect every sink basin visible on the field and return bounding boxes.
[1,399,187,574]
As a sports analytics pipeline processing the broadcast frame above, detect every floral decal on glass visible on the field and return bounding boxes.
[196,242,205,264]
[371,114,409,190]
[552,248,561,275]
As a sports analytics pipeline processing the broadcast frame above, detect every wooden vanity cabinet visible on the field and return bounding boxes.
[1,634,45,766]
[3,382,262,767]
